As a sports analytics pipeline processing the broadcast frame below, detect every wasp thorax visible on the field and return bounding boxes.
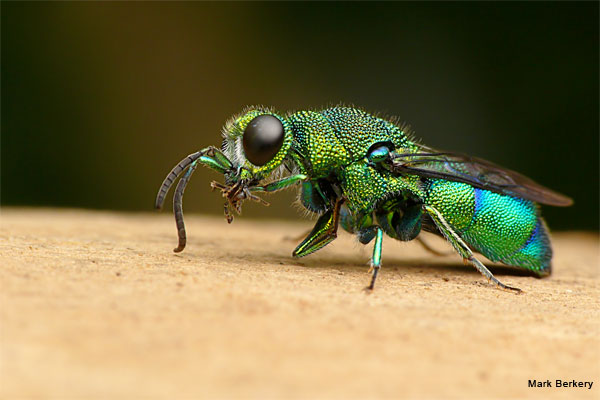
[242,115,284,166]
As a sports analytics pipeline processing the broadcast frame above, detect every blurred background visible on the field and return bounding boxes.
[2,2,598,230]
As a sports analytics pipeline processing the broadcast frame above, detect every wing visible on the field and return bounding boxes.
[387,147,573,206]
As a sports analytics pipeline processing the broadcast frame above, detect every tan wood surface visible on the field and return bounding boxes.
[1,208,598,399]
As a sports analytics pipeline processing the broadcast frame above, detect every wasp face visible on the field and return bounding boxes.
[221,107,294,185]
[197,108,292,223]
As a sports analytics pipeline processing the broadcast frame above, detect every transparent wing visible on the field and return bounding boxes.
[387,147,573,206]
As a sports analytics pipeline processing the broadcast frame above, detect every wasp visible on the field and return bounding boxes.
[155,107,572,291]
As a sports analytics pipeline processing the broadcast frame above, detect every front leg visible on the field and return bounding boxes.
[250,174,307,193]
[210,174,308,223]
[293,198,343,257]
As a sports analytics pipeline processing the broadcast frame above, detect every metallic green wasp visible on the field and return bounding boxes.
[155,106,572,292]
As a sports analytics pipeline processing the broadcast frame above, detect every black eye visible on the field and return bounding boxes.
[242,115,285,166]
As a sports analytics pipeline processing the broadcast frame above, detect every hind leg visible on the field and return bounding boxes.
[423,204,522,293]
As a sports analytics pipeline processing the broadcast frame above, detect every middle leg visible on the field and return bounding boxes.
[340,205,385,290]
[366,226,384,290]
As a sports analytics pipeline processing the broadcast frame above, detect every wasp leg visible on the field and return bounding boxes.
[422,205,522,293]
[250,174,308,193]
[339,206,385,289]
[198,155,229,174]
[366,227,384,290]
[357,226,378,244]
[293,198,343,257]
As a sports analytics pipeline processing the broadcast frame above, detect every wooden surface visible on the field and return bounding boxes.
[1,208,599,399]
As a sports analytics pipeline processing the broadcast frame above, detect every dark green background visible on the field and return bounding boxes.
[3,2,598,229]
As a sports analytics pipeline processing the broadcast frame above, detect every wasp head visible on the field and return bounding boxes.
[155,107,295,252]
[213,107,294,221]
[221,107,294,182]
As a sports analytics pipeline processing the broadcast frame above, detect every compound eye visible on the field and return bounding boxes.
[242,115,285,166]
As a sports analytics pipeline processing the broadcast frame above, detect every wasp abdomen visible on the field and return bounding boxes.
[426,180,552,275]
